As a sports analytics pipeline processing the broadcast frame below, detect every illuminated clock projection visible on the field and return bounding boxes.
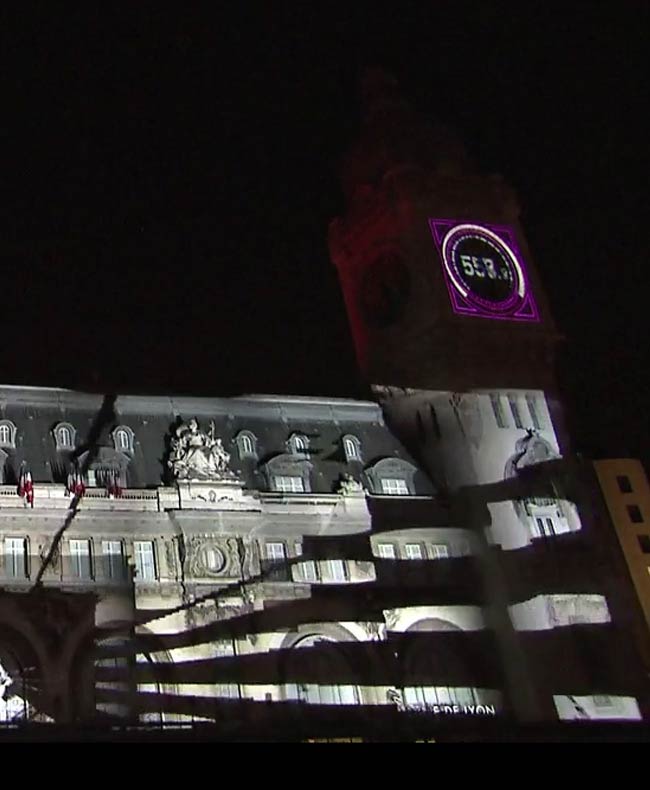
[429,219,539,322]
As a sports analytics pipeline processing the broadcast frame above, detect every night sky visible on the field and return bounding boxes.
[1,5,647,467]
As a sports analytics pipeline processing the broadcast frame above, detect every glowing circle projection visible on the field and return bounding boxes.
[429,220,539,322]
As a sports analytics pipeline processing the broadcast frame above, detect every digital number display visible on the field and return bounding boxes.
[429,220,539,322]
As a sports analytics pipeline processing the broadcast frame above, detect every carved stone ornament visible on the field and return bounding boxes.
[188,537,230,578]
[338,473,364,495]
[361,621,385,642]
[164,541,178,576]
[168,418,234,481]
[384,609,400,631]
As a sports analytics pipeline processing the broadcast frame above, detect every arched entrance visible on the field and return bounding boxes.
[0,636,47,723]
[282,630,360,706]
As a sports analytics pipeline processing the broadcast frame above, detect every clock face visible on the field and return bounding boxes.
[359,251,411,328]
[429,220,539,322]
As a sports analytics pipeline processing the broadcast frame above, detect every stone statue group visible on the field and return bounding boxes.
[168,418,232,481]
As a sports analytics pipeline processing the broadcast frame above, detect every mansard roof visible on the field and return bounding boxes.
[0,385,434,495]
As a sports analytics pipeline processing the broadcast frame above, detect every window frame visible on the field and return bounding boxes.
[536,516,556,538]
[404,543,424,560]
[325,558,347,582]
[134,540,157,581]
[430,543,450,559]
[112,425,135,455]
[102,540,125,581]
[616,475,633,494]
[376,542,397,560]
[490,394,507,429]
[266,541,287,561]
[342,435,362,463]
[508,395,523,429]
[525,394,542,430]
[380,477,409,496]
[0,421,16,449]
[69,538,93,580]
[627,504,644,524]
[274,475,305,494]
[4,537,27,579]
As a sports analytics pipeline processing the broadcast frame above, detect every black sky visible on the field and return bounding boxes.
[1,4,647,466]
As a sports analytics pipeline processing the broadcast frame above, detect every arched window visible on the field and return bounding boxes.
[53,422,76,451]
[0,421,17,449]
[283,634,359,706]
[235,431,258,460]
[342,435,362,463]
[364,457,419,497]
[288,434,309,455]
[112,426,135,454]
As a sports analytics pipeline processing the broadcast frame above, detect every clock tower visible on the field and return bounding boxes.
[329,70,643,724]
[329,68,560,399]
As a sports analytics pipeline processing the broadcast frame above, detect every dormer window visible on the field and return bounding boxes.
[112,426,135,455]
[0,421,17,449]
[342,434,362,463]
[287,433,309,456]
[235,430,258,460]
[380,477,409,496]
[53,422,76,451]
[364,457,419,497]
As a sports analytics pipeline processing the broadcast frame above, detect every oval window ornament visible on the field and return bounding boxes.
[429,220,539,322]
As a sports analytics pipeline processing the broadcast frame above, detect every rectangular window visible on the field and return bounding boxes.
[536,517,556,538]
[616,475,633,494]
[430,544,450,559]
[293,542,318,582]
[380,478,409,496]
[134,541,156,581]
[377,543,397,560]
[70,539,92,580]
[637,535,650,554]
[490,394,507,428]
[526,394,542,430]
[404,543,424,560]
[627,504,644,524]
[102,540,125,580]
[300,560,319,582]
[325,559,347,582]
[4,537,27,579]
[266,542,286,561]
[263,541,289,582]
[509,395,523,429]
[274,475,305,493]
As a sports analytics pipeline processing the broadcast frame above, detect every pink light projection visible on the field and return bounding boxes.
[429,219,540,322]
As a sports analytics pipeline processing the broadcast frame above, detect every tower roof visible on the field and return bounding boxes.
[339,68,472,202]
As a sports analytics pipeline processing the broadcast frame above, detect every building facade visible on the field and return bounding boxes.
[1,73,648,739]
[594,460,650,645]
[328,70,650,725]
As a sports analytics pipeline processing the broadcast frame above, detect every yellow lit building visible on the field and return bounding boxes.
[594,460,650,632]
